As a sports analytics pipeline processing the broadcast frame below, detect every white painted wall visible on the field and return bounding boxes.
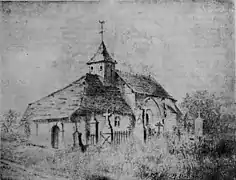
[30,121,74,148]
[89,63,105,78]
[123,84,136,110]
[164,112,177,132]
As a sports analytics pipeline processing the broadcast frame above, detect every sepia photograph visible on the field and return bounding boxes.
[1,0,235,180]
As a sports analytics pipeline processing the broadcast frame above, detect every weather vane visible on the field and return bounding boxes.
[99,20,105,42]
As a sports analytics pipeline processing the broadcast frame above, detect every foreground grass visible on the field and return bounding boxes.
[1,134,68,180]
[1,131,236,180]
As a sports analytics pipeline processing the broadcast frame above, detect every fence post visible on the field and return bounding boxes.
[115,131,117,145]
[117,131,119,144]
[95,120,99,144]
[122,131,124,143]
[144,127,147,143]
[111,128,114,143]
[121,131,123,143]
[119,131,121,144]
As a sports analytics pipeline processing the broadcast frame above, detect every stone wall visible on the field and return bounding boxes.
[29,112,132,148]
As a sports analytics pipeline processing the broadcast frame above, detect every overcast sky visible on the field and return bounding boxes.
[0,1,235,114]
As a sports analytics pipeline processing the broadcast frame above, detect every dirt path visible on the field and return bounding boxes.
[1,159,69,180]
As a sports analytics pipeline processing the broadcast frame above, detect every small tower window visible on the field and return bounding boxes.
[90,66,93,70]
[100,65,103,71]
[114,116,120,127]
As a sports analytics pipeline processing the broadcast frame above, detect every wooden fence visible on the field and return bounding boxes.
[89,130,132,145]
[113,130,132,145]
[89,134,97,145]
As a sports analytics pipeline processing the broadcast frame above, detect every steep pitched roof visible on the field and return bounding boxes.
[22,74,133,123]
[87,41,117,65]
[22,76,86,122]
[163,99,182,116]
[116,70,176,101]
[74,86,133,116]
[85,73,103,87]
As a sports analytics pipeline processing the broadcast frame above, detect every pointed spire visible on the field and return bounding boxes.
[87,21,117,65]
[99,20,105,42]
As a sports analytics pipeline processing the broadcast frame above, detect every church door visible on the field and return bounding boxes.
[51,125,60,149]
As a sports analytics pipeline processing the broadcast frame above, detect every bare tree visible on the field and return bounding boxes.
[1,109,19,134]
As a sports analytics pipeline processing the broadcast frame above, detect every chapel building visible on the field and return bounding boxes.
[22,22,182,149]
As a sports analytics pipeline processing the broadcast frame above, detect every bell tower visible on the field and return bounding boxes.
[87,21,117,86]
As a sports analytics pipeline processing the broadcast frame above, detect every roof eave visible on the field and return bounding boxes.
[130,89,176,101]
[32,117,71,123]
[71,108,134,122]
[21,104,31,122]
[86,60,117,65]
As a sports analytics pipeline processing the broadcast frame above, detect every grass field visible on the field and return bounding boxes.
[1,130,236,180]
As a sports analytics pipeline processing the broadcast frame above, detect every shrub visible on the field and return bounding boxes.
[53,132,235,180]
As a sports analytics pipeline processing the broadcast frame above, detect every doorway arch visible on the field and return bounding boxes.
[51,125,60,149]
[143,97,162,118]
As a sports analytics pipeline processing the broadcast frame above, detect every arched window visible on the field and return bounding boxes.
[114,116,120,127]
[100,65,103,71]
[90,66,93,71]
[145,109,153,126]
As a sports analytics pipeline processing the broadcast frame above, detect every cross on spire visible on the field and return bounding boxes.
[99,20,105,42]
